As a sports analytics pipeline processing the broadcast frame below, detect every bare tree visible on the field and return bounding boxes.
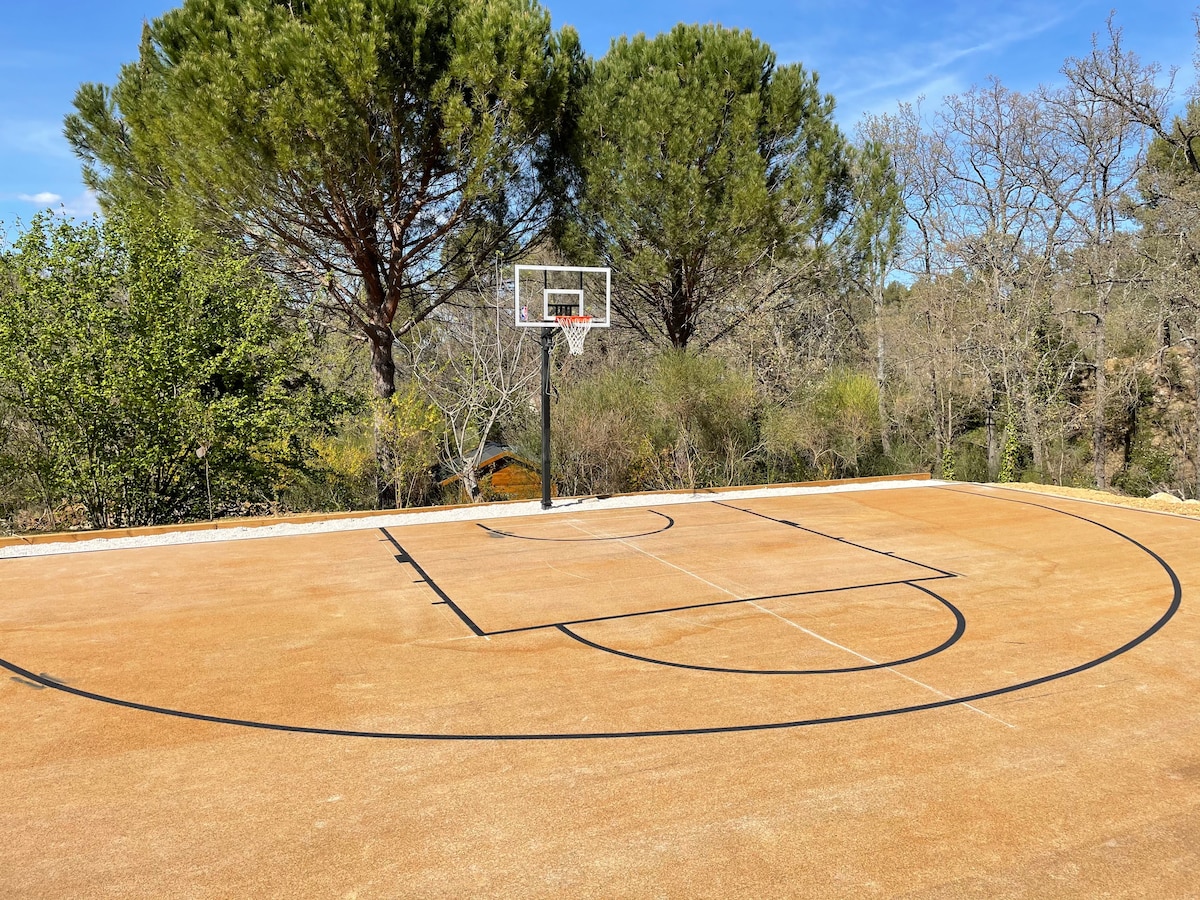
[862,102,953,279]
[1056,22,1161,488]
[412,274,539,502]
[844,136,903,456]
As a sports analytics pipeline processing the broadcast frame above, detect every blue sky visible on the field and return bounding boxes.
[1,0,1197,230]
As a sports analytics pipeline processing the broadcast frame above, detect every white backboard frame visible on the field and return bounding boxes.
[514,265,611,328]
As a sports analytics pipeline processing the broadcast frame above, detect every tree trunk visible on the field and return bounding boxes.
[1193,340,1200,497]
[985,404,999,481]
[461,462,480,503]
[1022,383,1046,474]
[929,364,940,448]
[368,324,398,509]
[873,286,891,457]
[1092,305,1109,491]
[665,260,693,350]
[368,323,397,401]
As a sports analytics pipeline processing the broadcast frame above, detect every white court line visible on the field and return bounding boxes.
[564,521,740,597]
[749,601,1014,728]
[566,520,1015,729]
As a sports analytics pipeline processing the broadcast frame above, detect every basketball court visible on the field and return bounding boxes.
[2,478,1199,896]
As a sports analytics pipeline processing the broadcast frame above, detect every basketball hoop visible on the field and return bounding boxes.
[555,315,593,355]
[513,265,611,509]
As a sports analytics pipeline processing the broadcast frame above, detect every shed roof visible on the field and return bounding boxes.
[438,444,537,487]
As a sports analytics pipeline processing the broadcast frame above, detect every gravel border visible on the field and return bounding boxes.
[980,482,1200,520]
[0,479,943,559]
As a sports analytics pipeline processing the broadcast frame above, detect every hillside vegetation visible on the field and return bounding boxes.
[3,1,1200,532]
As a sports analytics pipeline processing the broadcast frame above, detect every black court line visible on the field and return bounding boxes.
[956,482,1200,524]
[481,574,954,636]
[400,501,955,637]
[713,500,959,578]
[477,509,674,541]
[0,490,1181,740]
[380,528,485,637]
[556,581,965,675]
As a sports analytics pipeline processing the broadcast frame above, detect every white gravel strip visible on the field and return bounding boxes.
[0,479,946,559]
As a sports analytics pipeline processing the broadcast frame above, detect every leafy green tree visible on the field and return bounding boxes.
[571,23,851,350]
[65,0,583,401]
[0,212,321,528]
[0,394,49,531]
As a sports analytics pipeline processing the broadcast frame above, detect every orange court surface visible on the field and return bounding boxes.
[2,478,1199,897]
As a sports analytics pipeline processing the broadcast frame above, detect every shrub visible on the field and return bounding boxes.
[0,212,323,528]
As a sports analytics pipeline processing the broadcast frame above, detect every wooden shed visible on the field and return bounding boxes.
[439,443,551,503]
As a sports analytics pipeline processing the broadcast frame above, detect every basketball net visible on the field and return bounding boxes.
[555,315,593,355]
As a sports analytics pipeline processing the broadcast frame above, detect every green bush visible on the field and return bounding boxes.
[543,352,764,495]
[764,370,881,479]
[548,365,656,496]
[648,352,760,487]
[0,211,325,529]
[1113,445,1176,497]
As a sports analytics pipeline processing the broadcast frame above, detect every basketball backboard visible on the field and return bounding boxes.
[514,265,611,329]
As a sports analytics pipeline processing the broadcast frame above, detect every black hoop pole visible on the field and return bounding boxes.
[540,325,553,510]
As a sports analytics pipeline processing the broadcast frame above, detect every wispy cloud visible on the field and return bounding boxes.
[0,119,74,160]
[854,75,965,122]
[838,9,1071,102]
[18,192,63,205]
[773,0,1090,125]
[8,190,99,219]
[62,191,101,218]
